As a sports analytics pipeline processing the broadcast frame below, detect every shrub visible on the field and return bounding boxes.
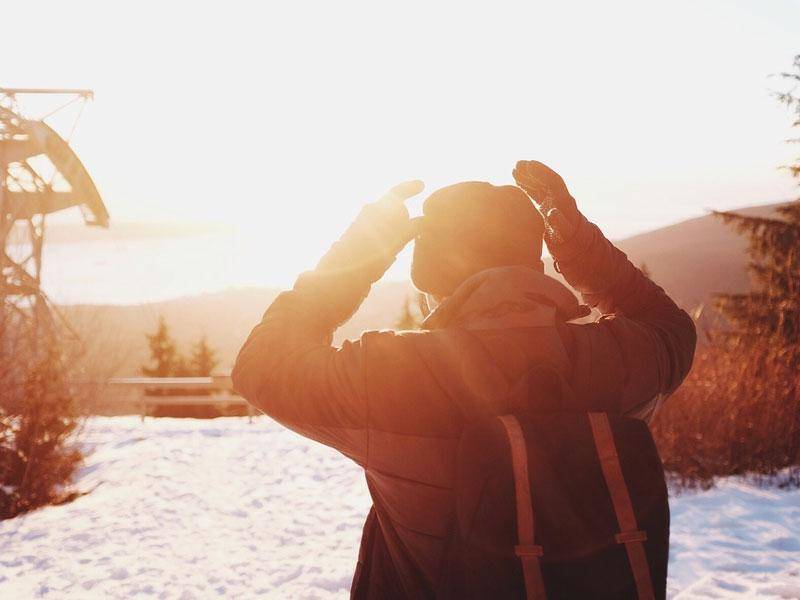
[652,340,799,488]
[0,320,83,519]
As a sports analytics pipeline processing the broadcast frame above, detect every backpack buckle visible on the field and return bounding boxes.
[514,544,544,557]
[615,530,647,544]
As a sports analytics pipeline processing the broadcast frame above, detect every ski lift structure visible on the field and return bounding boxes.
[0,87,109,331]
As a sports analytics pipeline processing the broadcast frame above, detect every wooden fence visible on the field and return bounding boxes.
[106,375,255,421]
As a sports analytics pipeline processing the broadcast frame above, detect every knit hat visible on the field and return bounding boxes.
[411,181,545,296]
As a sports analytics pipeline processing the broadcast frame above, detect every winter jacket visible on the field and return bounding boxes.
[232,214,697,599]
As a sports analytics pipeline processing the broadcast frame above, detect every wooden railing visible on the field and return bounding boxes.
[106,375,255,421]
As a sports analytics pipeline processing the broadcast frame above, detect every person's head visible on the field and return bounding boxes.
[411,181,544,299]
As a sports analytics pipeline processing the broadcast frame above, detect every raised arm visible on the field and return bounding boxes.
[231,181,424,459]
[513,161,696,421]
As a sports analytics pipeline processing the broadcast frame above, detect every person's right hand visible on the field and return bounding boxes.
[315,180,425,284]
[373,180,426,256]
[349,180,425,260]
[512,160,580,243]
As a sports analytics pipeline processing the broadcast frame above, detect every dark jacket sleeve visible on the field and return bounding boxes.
[231,207,403,462]
[551,215,697,421]
[231,284,370,462]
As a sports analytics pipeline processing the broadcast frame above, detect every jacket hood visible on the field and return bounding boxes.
[422,266,589,331]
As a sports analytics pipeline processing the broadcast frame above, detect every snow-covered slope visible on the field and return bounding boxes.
[668,480,799,598]
[0,418,797,599]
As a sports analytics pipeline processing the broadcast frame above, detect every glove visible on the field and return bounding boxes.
[292,180,425,335]
[512,160,580,245]
[315,180,425,282]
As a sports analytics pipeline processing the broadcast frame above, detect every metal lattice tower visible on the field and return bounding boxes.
[0,88,109,333]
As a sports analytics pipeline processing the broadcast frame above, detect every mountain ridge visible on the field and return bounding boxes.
[63,201,790,377]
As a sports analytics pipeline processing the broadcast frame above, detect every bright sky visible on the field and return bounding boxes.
[4,0,800,285]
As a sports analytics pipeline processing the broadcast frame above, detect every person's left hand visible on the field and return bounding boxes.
[512,160,578,244]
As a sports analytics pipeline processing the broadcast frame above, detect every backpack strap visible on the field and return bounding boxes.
[587,413,655,600]
[498,415,547,600]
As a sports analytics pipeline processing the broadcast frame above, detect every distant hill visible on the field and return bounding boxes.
[62,201,790,377]
[63,281,415,378]
[614,202,786,309]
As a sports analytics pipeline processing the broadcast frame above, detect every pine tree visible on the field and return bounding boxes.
[190,335,218,376]
[395,294,424,330]
[173,354,193,377]
[713,55,800,345]
[713,204,800,342]
[141,316,180,377]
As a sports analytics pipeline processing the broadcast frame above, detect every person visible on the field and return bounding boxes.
[232,160,697,599]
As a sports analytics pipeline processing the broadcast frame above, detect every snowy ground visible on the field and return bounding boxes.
[0,417,798,599]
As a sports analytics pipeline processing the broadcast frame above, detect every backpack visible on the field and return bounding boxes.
[438,406,669,599]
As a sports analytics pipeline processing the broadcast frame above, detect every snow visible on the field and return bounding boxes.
[669,480,800,598]
[1,417,798,599]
